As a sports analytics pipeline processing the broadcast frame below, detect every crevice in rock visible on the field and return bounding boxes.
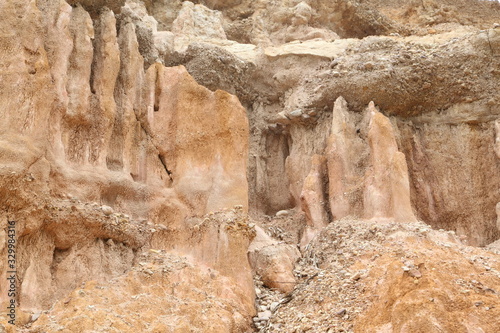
[158,154,173,182]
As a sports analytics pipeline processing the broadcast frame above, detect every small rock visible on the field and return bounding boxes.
[101,205,113,216]
[258,310,272,321]
[351,272,362,281]
[336,309,346,316]
[289,109,303,118]
[408,269,422,278]
[270,301,280,312]
[31,312,41,322]
[276,210,289,217]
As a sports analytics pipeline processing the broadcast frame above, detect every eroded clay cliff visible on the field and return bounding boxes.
[1,0,500,332]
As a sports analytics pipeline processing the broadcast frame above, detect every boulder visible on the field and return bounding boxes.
[248,226,300,293]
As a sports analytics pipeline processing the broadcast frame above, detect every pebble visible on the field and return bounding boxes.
[101,205,113,216]
[289,109,303,118]
[258,310,272,320]
[270,301,280,312]
[31,312,41,322]
[276,210,289,217]
[351,271,362,281]
[408,269,422,278]
[336,309,347,316]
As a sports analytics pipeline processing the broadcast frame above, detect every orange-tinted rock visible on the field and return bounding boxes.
[146,64,249,215]
[248,226,300,293]
[0,2,251,320]
[364,102,416,222]
[326,96,367,220]
[300,154,328,229]
[28,252,252,333]
[299,154,328,249]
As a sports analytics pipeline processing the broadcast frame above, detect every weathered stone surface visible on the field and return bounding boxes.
[326,96,367,221]
[0,1,252,325]
[152,209,256,318]
[248,226,300,293]
[28,252,252,333]
[285,118,332,208]
[91,8,121,165]
[2,0,500,331]
[146,64,249,215]
[171,1,227,52]
[299,154,328,249]
[300,154,328,230]
[495,119,500,159]
[364,102,416,222]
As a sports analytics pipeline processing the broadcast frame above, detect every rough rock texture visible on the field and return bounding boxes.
[299,154,328,248]
[152,208,257,312]
[262,219,500,333]
[326,96,367,221]
[363,102,416,222]
[145,64,249,215]
[0,0,252,329]
[26,251,252,333]
[1,0,500,332]
[248,226,300,293]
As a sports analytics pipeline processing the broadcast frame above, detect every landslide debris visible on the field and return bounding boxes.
[257,218,500,333]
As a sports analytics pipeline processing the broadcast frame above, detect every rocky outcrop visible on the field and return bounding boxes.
[2,0,500,331]
[151,209,256,315]
[363,102,416,222]
[0,1,252,325]
[297,98,416,248]
[299,154,329,249]
[146,64,249,215]
[326,96,367,221]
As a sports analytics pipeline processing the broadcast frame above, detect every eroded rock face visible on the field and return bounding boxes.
[146,64,249,215]
[297,98,416,249]
[151,209,257,314]
[2,0,500,331]
[28,252,252,333]
[326,96,367,221]
[299,154,328,249]
[0,1,252,323]
[363,102,416,222]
